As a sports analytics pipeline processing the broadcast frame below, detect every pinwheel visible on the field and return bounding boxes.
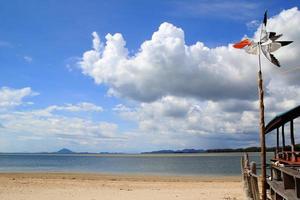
[233,11,293,67]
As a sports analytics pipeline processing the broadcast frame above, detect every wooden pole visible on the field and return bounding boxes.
[291,120,295,152]
[276,128,279,158]
[257,36,266,199]
[282,124,285,151]
[258,69,267,200]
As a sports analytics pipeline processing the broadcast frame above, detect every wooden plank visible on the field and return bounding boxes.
[283,172,295,189]
[251,176,260,199]
[272,166,282,181]
[272,165,300,179]
[270,165,300,199]
[295,177,300,198]
[267,180,298,199]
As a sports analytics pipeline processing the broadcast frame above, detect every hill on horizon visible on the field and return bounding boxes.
[56,148,74,154]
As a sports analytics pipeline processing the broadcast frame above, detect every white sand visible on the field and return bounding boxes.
[0,173,246,200]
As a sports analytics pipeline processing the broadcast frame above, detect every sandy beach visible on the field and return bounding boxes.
[0,173,245,200]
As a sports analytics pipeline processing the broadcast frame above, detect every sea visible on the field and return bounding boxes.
[0,152,274,176]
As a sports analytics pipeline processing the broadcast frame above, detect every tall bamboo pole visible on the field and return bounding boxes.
[258,42,267,200]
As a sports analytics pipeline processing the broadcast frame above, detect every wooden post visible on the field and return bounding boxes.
[242,154,252,199]
[291,120,295,152]
[258,70,266,200]
[282,124,285,151]
[276,128,279,158]
[250,162,260,200]
[244,153,249,168]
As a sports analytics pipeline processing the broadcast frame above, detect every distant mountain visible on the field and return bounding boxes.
[142,148,205,154]
[180,149,205,153]
[141,146,281,154]
[142,150,174,154]
[99,152,125,154]
[56,148,74,154]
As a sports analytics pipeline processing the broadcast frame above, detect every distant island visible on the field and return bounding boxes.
[141,146,292,154]
[56,147,273,154]
[54,147,281,154]
[143,144,300,154]
[56,148,74,154]
[53,148,122,154]
[141,149,205,154]
[3,145,300,154]
[53,148,124,154]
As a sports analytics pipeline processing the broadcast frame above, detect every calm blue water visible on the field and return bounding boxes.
[0,152,274,176]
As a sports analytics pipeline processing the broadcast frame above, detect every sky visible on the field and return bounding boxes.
[1,0,300,153]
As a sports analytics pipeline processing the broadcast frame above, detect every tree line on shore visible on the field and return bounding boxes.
[142,144,300,154]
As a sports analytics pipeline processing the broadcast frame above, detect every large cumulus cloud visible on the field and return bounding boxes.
[80,23,259,102]
[80,8,300,103]
[78,7,300,150]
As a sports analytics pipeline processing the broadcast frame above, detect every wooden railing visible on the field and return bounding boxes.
[241,153,260,200]
[274,151,300,163]
[268,165,300,199]
[242,152,300,199]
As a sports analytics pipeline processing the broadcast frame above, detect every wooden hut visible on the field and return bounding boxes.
[265,105,300,199]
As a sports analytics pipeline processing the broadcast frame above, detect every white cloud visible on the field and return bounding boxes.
[246,20,260,30]
[23,56,33,63]
[0,87,122,152]
[0,87,38,110]
[46,102,103,113]
[78,7,300,149]
[2,8,300,152]
[92,32,102,52]
[65,56,81,72]
[79,8,300,103]
[80,22,260,102]
[0,101,123,152]
[113,82,300,149]
[0,111,119,140]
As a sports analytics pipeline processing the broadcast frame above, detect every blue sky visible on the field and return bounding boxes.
[1,0,300,153]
